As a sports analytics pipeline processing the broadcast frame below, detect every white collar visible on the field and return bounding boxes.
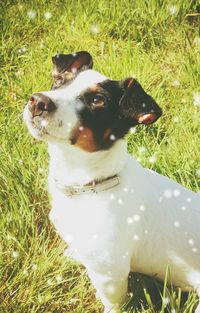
[54,175,120,197]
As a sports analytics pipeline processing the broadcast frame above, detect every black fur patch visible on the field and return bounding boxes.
[70,79,162,151]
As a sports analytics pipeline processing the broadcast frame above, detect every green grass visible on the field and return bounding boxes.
[0,0,200,312]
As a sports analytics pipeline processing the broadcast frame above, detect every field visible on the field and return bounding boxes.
[0,0,200,312]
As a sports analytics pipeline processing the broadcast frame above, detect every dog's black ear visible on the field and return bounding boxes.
[119,78,162,125]
[52,51,93,75]
[51,51,93,88]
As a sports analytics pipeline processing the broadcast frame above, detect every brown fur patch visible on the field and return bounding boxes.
[71,125,99,152]
[89,85,101,93]
[127,78,136,88]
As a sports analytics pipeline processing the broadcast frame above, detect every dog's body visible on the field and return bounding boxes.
[24,51,200,312]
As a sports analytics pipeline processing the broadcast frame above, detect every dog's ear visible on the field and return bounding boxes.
[51,51,93,88]
[52,51,93,75]
[118,78,162,125]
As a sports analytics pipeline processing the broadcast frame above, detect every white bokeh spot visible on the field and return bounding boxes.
[44,12,52,20]
[188,239,194,245]
[133,214,141,222]
[133,234,139,241]
[196,169,200,177]
[163,296,170,306]
[163,189,172,199]
[23,269,28,276]
[75,100,84,111]
[90,24,99,35]
[171,79,180,87]
[109,193,115,200]
[32,264,37,270]
[56,274,62,282]
[12,251,19,258]
[193,92,200,106]
[105,282,115,295]
[127,217,133,225]
[118,198,123,205]
[174,221,180,228]
[173,189,181,197]
[192,247,197,253]
[139,205,146,211]
[169,5,178,15]
[41,119,48,127]
[149,154,157,164]
[173,116,179,123]
[138,146,146,154]
[47,279,52,286]
[130,127,137,134]
[27,10,36,19]
[110,134,116,141]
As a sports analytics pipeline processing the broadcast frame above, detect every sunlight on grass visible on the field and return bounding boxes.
[1,0,200,312]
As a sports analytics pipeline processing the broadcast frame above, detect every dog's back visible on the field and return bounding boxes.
[126,159,200,289]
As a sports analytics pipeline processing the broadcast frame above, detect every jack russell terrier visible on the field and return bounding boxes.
[24,51,200,313]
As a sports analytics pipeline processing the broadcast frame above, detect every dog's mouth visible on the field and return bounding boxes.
[27,115,50,135]
[26,114,73,142]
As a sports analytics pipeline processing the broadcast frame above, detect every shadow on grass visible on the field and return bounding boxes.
[123,272,198,313]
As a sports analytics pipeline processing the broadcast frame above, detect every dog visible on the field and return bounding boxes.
[24,51,200,313]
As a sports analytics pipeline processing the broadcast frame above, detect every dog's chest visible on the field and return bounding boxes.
[48,171,147,266]
[49,190,118,254]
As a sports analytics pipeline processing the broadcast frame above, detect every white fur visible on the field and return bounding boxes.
[24,69,200,313]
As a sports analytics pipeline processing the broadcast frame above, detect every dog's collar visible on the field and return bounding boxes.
[54,175,120,197]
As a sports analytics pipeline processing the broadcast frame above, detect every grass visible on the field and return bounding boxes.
[0,0,200,312]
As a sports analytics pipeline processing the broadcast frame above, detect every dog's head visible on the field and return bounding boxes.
[24,51,162,152]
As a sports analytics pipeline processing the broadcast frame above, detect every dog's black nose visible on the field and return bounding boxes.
[28,93,56,117]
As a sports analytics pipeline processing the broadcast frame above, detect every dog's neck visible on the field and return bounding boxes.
[48,139,127,186]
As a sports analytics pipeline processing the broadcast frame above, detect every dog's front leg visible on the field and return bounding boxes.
[87,265,129,313]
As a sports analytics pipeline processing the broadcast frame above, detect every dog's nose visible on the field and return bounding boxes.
[28,93,56,117]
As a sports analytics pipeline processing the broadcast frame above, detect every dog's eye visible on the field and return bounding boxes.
[91,94,105,109]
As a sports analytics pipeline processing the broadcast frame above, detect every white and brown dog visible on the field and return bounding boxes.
[24,51,200,313]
